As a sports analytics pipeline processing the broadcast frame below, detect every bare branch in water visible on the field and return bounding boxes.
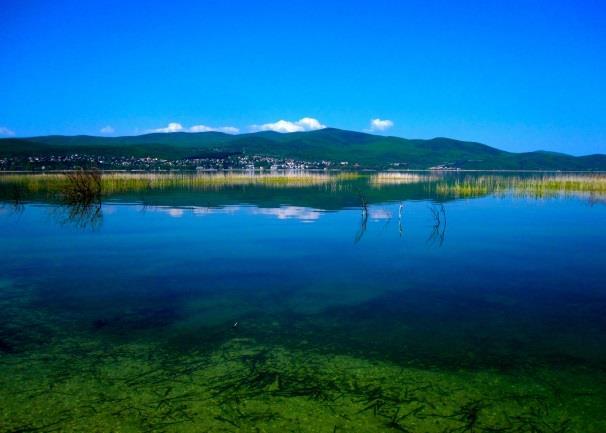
[398,202,404,238]
[46,168,105,229]
[427,203,446,246]
[358,191,368,215]
[62,168,102,204]
[354,191,369,243]
[51,202,104,230]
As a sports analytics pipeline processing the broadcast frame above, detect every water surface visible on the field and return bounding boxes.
[1,173,605,432]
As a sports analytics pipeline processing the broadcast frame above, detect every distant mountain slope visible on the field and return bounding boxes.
[1,128,605,170]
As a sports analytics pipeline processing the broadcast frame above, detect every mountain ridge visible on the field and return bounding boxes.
[1,128,605,170]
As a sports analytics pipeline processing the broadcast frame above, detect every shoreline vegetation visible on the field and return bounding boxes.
[1,170,606,203]
[431,174,606,199]
[0,171,361,198]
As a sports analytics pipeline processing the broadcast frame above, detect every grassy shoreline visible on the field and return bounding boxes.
[432,174,606,198]
[0,171,361,198]
[2,171,606,203]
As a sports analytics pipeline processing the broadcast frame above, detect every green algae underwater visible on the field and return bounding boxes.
[1,172,606,432]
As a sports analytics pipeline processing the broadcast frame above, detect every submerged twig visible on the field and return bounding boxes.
[354,192,369,243]
[427,203,446,246]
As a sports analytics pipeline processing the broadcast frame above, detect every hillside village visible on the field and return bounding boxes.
[0,153,341,171]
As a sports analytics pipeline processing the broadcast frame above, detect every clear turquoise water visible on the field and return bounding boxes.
[1,179,606,431]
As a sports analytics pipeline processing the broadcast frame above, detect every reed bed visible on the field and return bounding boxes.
[434,175,606,199]
[3,171,606,202]
[0,171,355,199]
[101,172,341,192]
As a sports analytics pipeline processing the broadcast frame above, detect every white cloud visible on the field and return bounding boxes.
[252,206,321,221]
[168,208,184,218]
[251,117,326,133]
[0,126,15,136]
[189,125,239,134]
[192,205,241,216]
[368,118,394,132]
[151,122,185,133]
[188,125,212,133]
[218,126,240,134]
[151,207,185,218]
[150,122,239,134]
[295,117,325,131]
[100,125,115,134]
[369,209,392,220]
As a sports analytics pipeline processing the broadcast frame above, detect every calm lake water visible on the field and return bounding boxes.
[1,173,606,432]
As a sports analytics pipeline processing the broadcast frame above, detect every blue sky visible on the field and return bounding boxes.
[1,0,604,154]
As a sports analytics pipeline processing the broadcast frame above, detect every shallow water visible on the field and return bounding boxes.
[1,174,606,432]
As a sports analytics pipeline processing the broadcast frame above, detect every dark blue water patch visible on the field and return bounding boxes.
[1,195,606,371]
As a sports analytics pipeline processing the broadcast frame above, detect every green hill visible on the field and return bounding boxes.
[1,128,605,170]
